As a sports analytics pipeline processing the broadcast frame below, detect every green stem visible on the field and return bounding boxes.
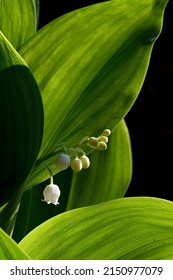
[50,176,54,184]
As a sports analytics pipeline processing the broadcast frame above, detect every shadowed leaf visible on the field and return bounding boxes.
[0,32,43,230]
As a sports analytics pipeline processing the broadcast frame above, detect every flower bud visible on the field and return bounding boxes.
[42,184,60,205]
[101,129,111,137]
[97,141,107,150]
[80,155,90,169]
[55,154,70,170]
[71,158,83,172]
[88,137,98,148]
[99,135,108,143]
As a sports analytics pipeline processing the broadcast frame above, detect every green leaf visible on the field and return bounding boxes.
[0,228,30,259]
[0,32,44,209]
[20,0,168,189]
[19,197,173,260]
[0,0,36,49]
[67,119,132,210]
[0,190,22,236]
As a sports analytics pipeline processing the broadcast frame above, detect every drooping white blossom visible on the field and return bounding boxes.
[42,183,60,205]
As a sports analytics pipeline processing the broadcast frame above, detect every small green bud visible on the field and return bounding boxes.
[71,157,83,172]
[55,154,70,170]
[101,129,111,137]
[99,135,108,143]
[88,137,98,148]
[80,155,90,169]
[97,141,107,150]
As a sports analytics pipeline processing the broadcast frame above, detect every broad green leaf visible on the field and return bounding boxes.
[0,32,44,210]
[19,197,173,260]
[20,0,168,189]
[67,119,132,210]
[0,0,36,49]
[0,228,30,259]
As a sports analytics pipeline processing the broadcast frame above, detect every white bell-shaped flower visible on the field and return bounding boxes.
[42,183,60,205]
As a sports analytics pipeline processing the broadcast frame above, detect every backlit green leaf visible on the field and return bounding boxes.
[20,0,168,189]
[67,119,132,210]
[19,197,173,260]
[0,0,36,49]
[0,228,30,259]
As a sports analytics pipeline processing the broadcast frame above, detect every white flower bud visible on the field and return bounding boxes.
[55,154,70,171]
[42,184,60,205]
[80,155,90,169]
[71,158,83,172]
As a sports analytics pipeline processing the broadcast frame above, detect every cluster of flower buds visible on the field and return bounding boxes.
[42,128,111,205]
[87,129,111,150]
[55,152,90,173]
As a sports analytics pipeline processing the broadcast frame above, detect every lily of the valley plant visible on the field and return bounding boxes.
[1,0,173,260]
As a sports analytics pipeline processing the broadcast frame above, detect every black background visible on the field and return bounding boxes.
[38,0,173,200]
